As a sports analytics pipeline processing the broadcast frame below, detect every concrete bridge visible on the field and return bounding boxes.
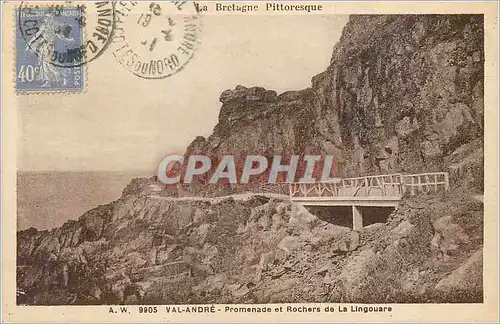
[150,172,449,231]
[285,172,450,230]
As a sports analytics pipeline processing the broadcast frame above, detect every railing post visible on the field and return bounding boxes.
[444,172,450,191]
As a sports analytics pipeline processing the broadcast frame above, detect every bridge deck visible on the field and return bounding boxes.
[285,172,449,207]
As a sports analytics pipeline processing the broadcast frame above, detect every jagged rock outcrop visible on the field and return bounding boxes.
[187,15,483,188]
[17,14,484,305]
[17,178,483,304]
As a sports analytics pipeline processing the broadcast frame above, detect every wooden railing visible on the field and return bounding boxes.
[287,172,449,199]
[401,172,449,195]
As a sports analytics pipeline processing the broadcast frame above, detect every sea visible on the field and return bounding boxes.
[16,171,152,231]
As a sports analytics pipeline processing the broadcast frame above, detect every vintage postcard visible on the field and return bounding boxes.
[1,1,499,323]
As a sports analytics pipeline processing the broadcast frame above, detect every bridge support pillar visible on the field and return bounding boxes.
[352,206,363,231]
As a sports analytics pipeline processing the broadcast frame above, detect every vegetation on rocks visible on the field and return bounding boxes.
[17,14,484,304]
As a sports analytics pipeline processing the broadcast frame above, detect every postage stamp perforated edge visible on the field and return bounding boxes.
[14,3,88,95]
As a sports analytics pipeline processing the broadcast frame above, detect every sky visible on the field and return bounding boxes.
[18,14,349,172]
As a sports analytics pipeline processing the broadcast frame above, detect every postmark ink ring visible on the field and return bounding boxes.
[112,1,202,79]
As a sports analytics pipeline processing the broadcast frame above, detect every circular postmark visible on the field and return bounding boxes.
[18,1,116,68]
[112,1,202,79]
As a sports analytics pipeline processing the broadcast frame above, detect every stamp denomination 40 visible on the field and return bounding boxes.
[16,2,115,93]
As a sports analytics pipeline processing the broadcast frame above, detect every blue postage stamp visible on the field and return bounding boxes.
[16,5,85,93]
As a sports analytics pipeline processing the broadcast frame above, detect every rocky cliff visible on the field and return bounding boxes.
[17,14,484,304]
[188,14,483,188]
[17,184,483,304]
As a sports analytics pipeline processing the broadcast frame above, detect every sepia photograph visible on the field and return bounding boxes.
[2,1,498,323]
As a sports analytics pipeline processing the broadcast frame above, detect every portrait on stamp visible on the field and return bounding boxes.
[16,5,85,92]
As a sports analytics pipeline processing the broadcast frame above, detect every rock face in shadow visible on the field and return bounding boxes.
[17,182,483,305]
[17,14,484,305]
[188,15,483,188]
